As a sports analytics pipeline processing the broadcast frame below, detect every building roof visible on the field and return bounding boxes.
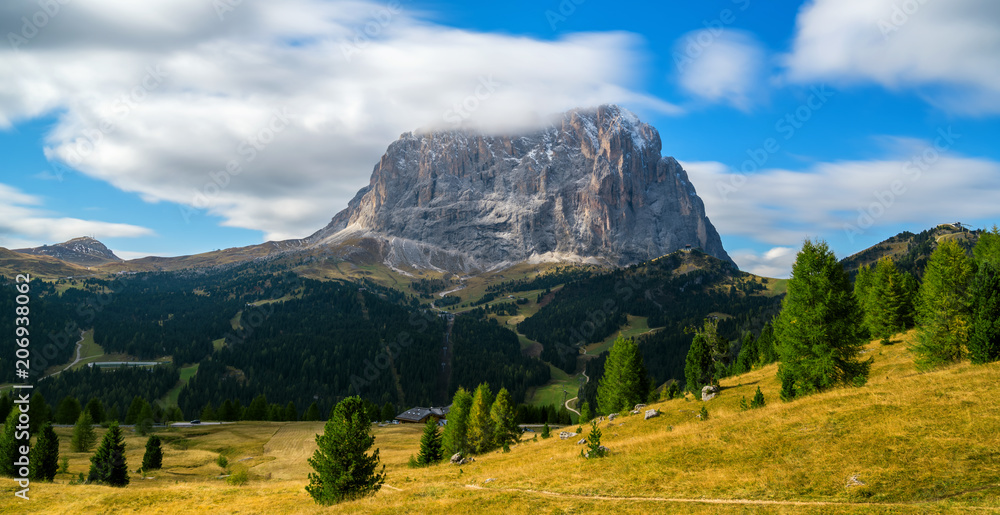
[395,405,451,422]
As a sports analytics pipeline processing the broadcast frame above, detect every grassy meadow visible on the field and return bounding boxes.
[3,330,998,514]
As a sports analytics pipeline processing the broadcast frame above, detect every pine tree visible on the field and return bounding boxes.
[540,421,551,439]
[284,401,299,422]
[579,401,592,423]
[969,261,1000,364]
[733,331,757,375]
[142,435,163,470]
[85,398,105,425]
[597,336,649,413]
[684,321,717,394]
[201,404,216,421]
[868,257,909,344]
[304,402,322,422]
[124,396,146,426]
[973,226,1000,267]
[71,411,97,452]
[306,396,385,505]
[29,423,59,481]
[467,383,495,454]
[54,396,82,425]
[244,394,268,420]
[136,402,155,436]
[380,402,395,423]
[490,388,518,451]
[913,239,973,369]
[667,381,680,400]
[0,409,19,477]
[750,387,766,409]
[28,392,51,433]
[775,240,870,396]
[416,418,443,465]
[582,421,606,458]
[854,264,875,339]
[442,387,473,457]
[756,322,779,366]
[89,422,129,487]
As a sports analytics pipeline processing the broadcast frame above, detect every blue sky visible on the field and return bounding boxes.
[1,0,999,276]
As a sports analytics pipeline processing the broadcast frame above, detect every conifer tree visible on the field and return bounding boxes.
[71,411,97,452]
[136,402,155,436]
[756,321,779,366]
[490,388,518,451]
[442,387,473,457]
[913,239,973,368]
[969,260,1000,364]
[85,398,105,425]
[775,240,869,396]
[304,402,322,422]
[200,404,216,421]
[28,392,51,433]
[124,396,146,426]
[854,264,875,338]
[89,422,129,487]
[29,423,59,481]
[540,421,551,439]
[54,396,82,425]
[244,394,268,420]
[416,418,442,465]
[868,257,909,344]
[466,383,495,454]
[284,401,299,422]
[598,336,649,413]
[684,322,717,394]
[142,435,163,470]
[579,401,592,423]
[380,402,395,423]
[0,409,19,477]
[733,331,758,375]
[306,396,385,505]
[582,421,606,459]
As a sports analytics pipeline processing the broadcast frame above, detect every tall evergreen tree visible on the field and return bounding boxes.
[969,260,1000,364]
[854,264,875,338]
[733,331,758,375]
[913,239,973,369]
[200,404,216,421]
[598,336,649,413]
[466,383,495,454]
[775,240,870,397]
[441,387,473,457]
[756,321,778,366]
[71,411,97,452]
[868,257,909,344]
[28,392,51,433]
[29,423,59,481]
[306,396,385,505]
[142,435,163,470]
[684,323,715,394]
[490,387,518,451]
[284,401,299,422]
[54,396,82,425]
[89,422,129,487]
[415,418,443,465]
[124,396,147,426]
[304,402,322,422]
[579,401,592,423]
[973,226,1000,267]
[136,402,155,436]
[0,409,19,477]
[244,394,268,420]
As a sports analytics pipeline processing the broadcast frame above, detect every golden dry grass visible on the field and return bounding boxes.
[3,330,999,514]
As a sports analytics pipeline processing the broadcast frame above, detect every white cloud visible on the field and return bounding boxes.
[0,183,154,249]
[682,138,1000,248]
[0,0,676,242]
[785,0,1000,114]
[730,247,798,278]
[675,30,766,111]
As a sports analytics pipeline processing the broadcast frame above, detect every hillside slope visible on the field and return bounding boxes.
[10,330,998,513]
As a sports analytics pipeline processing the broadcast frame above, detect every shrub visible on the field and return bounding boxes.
[226,469,249,486]
[699,405,709,421]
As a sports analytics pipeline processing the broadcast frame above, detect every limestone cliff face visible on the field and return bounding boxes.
[311,105,731,273]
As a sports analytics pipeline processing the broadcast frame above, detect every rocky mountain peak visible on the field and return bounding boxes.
[310,104,731,273]
[15,237,122,266]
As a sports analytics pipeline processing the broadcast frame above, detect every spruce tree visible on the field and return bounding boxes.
[304,402,322,422]
[380,402,395,423]
[868,257,909,344]
[244,394,268,420]
[89,422,129,487]
[540,421,551,439]
[597,336,649,413]
[306,396,385,505]
[29,423,59,481]
[54,396,82,425]
[733,331,757,375]
[490,388,518,451]
[416,418,442,465]
[579,401,592,423]
[684,322,717,394]
[466,383,495,454]
[756,322,779,366]
[854,264,875,338]
[0,409,19,477]
[969,261,1000,364]
[124,396,146,426]
[284,401,299,422]
[775,240,870,396]
[136,402,155,436]
[582,421,606,458]
[200,404,216,421]
[142,435,163,470]
[442,387,473,457]
[85,398,105,426]
[71,411,97,452]
[913,239,973,369]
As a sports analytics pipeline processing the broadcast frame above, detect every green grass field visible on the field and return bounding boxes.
[585,315,657,356]
[162,363,200,408]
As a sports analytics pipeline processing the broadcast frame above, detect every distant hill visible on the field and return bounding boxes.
[0,246,87,279]
[840,224,981,278]
[15,236,122,266]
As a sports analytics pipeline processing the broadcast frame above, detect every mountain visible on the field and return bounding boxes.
[0,247,87,278]
[308,104,731,274]
[15,236,122,266]
[840,223,981,278]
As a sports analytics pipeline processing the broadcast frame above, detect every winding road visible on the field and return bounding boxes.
[46,330,86,378]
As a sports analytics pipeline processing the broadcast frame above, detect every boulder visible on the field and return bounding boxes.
[633,404,646,411]
[450,453,463,464]
[701,385,720,402]
[583,445,610,458]
[559,431,578,439]
[577,438,588,445]
[644,409,659,420]
[608,413,618,421]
